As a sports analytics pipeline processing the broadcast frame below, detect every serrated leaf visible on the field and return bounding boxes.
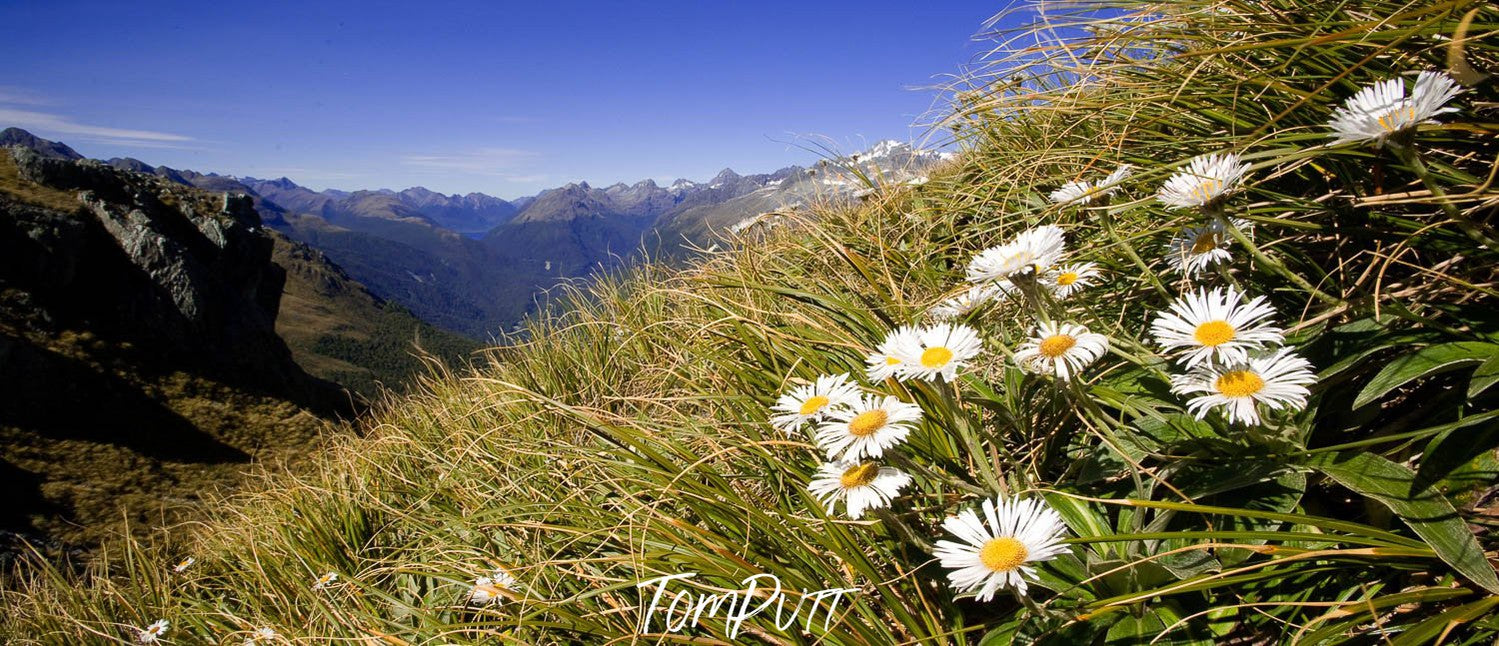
[1353,342,1499,409]
[1311,452,1499,593]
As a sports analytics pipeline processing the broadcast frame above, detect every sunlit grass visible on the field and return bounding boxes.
[4,0,1498,643]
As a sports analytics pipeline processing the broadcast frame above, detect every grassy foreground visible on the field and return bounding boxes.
[5,1,1499,643]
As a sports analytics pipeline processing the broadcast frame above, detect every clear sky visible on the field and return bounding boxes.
[1,1,1009,199]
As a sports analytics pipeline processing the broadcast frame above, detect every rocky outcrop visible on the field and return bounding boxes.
[1,146,343,409]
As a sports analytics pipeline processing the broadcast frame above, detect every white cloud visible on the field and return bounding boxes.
[401,147,542,180]
[401,147,536,174]
[498,173,551,183]
[0,108,194,146]
[0,86,53,106]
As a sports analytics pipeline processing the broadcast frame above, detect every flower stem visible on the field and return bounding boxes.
[1206,206,1343,307]
[1099,206,1173,301]
[1389,143,1497,249]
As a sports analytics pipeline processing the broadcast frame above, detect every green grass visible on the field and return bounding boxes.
[4,0,1498,643]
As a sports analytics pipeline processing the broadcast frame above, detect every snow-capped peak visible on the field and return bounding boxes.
[861,139,910,159]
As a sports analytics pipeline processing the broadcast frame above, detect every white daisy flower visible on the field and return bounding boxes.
[138,619,169,644]
[1043,262,1101,300]
[1014,321,1110,380]
[1048,180,1092,206]
[172,557,195,573]
[1170,347,1317,425]
[1096,164,1133,194]
[312,571,338,590]
[1156,153,1251,210]
[1150,287,1283,369]
[807,460,913,519]
[769,373,861,433]
[467,568,517,605]
[1050,165,1132,206]
[931,283,1010,320]
[1328,71,1462,146]
[966,225,1067,283]
[865,326,921,382]
[892,323,983,382]
[1166,218,1249,275]
[243,627,279,645]
[932,496,1070,600]
[814,394,921,461]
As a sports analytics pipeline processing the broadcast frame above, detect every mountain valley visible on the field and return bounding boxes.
[73,130,951,339]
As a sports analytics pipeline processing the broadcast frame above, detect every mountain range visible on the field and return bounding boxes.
[0,130,482,545]
[0,126,947,547]
[3,127,951,339]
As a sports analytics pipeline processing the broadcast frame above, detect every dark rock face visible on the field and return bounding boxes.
[1,146,342,409]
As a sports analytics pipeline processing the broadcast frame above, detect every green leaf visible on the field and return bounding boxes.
[1044,493,1111,540]
[1311,452,1499,593]
[1354,342,1499,409]
[1470,355,1499,399]
[977,618,1023,646]
[1414,421,1499,494]
[1389,595,1499,646]
[1101,603,1214,645]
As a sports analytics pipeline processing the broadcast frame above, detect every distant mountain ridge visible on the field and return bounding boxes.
[4,127,952,338]
[0,127,84,161]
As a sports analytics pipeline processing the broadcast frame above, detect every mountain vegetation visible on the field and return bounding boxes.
[0,144,348,546]
[0,137,475,548]
[4,1,1497,643]
[270,234,480,399]
[102,138,945,339]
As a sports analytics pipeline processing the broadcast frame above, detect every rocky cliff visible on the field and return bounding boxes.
[1,146,341,403]
[0,145,350,545]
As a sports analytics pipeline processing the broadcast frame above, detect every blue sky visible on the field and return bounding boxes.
[1,1,1009,199]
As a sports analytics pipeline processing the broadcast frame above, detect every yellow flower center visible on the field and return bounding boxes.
[1038,334,1076,359]
[1055,271,1079,286]
[1214,370,1265,398]
[1190,178,1223,203]
[847,409,888,437]
[839,462,880,488]
[921,346,954,368]
[885,356,900,366]
[1006,251,1035,273]
[979,536,1029,572]
[798,395,830,416]
[1377,105,1417,133]
[1190,231,1220,255]
[1192,320,1235,347]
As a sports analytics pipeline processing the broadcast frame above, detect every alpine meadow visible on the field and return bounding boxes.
[4,1,1499,644]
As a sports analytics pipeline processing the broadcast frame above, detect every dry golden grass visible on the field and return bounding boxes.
[0,154,82,213]
[3,2,1497,644]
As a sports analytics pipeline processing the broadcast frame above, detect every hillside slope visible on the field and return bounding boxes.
[0,146,349,545]
[0,140,476,548]
[270,233,480,398]
[3,2,1497,644]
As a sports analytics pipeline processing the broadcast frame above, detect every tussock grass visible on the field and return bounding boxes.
[4,0,1499,643]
